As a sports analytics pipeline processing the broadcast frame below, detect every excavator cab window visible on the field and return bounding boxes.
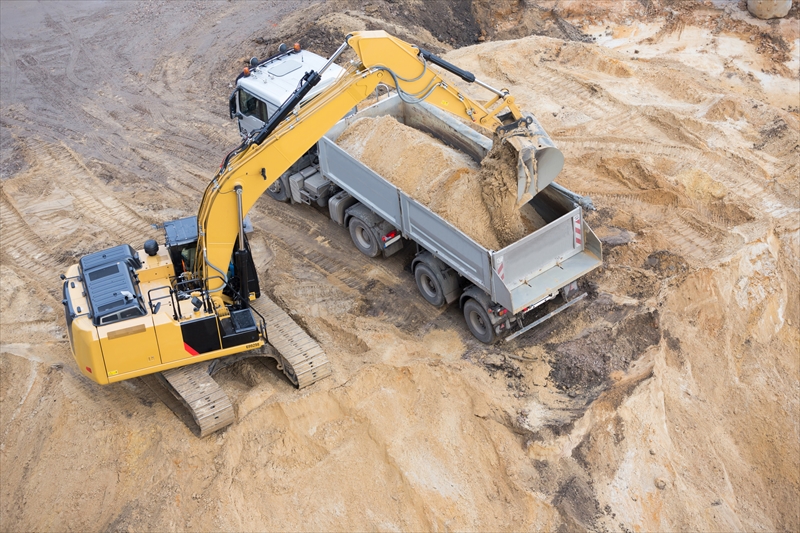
[163,216,200,278]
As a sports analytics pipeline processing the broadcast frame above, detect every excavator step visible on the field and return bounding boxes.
[252,296,331,389]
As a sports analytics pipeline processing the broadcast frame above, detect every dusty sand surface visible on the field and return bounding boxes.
[1,1,798,532]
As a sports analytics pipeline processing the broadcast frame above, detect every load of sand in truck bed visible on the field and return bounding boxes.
[335,115,545,250]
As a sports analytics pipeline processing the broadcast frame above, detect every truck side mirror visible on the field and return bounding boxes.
[228,89,238,119]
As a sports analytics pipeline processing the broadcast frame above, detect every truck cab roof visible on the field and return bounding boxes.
[237,49,344,108]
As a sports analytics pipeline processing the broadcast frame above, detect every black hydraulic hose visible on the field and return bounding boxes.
[220,143,246,173]
[417,48,475,83]
[253,70,321,145]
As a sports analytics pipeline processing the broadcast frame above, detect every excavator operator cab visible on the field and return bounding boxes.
[161,215,261,299]
[163,216,199,278]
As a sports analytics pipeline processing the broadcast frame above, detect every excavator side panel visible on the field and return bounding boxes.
[99,315,161,378]
[152,310,189,364]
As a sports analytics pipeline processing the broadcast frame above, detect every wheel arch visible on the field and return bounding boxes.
[413,251,460,305]
[459,284,493,310]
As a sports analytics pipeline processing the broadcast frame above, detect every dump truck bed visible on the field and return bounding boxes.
[320,94,601,314]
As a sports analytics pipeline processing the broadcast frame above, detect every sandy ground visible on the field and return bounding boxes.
[1,1,798,532]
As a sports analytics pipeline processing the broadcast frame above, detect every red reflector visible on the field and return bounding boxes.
[85,366,92,374]
[382,231,397,242]
[184,343,199,356]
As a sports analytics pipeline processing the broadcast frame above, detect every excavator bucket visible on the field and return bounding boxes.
[500,113,565,206]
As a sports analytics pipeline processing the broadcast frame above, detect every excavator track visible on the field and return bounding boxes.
[149,363,235,437]
[140,295,328,437]
[252,296,331,388]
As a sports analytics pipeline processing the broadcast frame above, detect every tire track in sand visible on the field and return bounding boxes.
[0,194,63,280]
[38,143,151,248]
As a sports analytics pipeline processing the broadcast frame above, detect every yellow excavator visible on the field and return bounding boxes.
[61,30,551,435]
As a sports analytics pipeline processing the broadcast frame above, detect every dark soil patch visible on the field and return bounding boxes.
[644,250,688,277]
[553,476,600,532]
[547,308,661,391]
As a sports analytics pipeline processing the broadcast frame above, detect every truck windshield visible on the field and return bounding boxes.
[238,90,268,123]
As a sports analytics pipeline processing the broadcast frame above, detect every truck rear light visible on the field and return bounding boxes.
[498,308,508,316]
[382,230,401,247]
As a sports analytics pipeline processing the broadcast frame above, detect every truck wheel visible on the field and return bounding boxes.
[349,217,380,258]
[414,263,445,307]
[463,299,495,344]
[267,177,289,202]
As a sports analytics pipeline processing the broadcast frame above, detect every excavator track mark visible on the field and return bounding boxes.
[252,295,331,389]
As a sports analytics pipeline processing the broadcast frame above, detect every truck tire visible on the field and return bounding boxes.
[349,217,380,258]
[414,263,445,307]
[267,176,289,202]
[463,299,495,344]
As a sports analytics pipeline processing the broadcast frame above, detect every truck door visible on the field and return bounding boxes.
[236,89,269,136]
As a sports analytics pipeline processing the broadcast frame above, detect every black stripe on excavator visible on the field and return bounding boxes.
[417,48,475,83]
[181,316,221,355]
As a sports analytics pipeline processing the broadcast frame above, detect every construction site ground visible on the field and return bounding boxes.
[0,1,798,531]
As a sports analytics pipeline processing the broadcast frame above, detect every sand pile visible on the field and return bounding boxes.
[336,115,541,249]
[2,1,799,532]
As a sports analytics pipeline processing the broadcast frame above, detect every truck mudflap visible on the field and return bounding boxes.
[504,292,587,342]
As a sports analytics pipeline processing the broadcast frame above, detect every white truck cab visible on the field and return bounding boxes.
[230,46,345,137]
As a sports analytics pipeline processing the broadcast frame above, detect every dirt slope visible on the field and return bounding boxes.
[1,1,798,532]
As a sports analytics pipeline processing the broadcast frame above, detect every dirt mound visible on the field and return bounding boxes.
[336,115,540,249]
[1,1,799,532]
